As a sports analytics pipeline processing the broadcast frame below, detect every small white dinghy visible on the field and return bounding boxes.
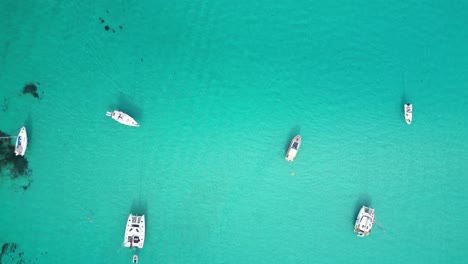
[15,127,28,156]
[132,255,138,263]
[285,135,301,162]
[123,214,145,249]
[106,110,139,127]
[404,103,412,125]
[354,206,375,237]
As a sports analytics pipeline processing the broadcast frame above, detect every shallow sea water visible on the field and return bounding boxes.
[0,1,467,263]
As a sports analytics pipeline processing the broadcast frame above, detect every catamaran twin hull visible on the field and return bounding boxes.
[123,214,145,249]
[354,206,375,237]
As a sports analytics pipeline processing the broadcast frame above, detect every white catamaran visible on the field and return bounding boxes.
[15,127,28,156]
[106,110,139,127]
[285,135,301,162]
[354,206,375,237]
[404,104,412,125]
[123,214,145,249]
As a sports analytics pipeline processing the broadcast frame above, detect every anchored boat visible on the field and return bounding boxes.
[132,255,138,263]
[404,104,412,125]
[106,110,139,127]
[123,214,145,249]
[15,127,28,156]
[354,206,375,237]
[285,135,301,162]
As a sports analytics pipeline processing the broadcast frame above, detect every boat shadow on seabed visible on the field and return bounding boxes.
[130,199,148,219]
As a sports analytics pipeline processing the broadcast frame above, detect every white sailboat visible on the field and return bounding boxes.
[106,110,139,127]
[285,135,301,162]
[15,127,28,156]
[123,214,145,249]
[132,255,138,263]
[354,206,375,237]
[404,104,412,125]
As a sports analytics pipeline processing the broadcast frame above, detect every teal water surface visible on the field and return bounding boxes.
[1,1,468,263]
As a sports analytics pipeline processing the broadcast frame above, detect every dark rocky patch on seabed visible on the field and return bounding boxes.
[22,82,41,99]
[0,243,28,263]
[1,97,8,112]
[0,130,32,190]
[100,10,123,34]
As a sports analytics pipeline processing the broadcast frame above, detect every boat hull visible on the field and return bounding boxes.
[354,206,375,237]
[107,111,139,127]
[285,135,301,162]
[404,104,412,125]
[15,127,28,156]
[123,214,145,249]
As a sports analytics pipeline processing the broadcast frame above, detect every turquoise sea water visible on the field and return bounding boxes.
[1,1,468,263]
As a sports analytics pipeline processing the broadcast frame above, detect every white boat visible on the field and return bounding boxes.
[132,255,138,263]
[123,214,145,249]
[285,135,301,162]
[15,127,28,156]
[106,110,139,127]
[354,206,375,237]
[404,103,412,125]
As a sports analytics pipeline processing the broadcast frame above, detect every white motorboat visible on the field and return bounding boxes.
[132,255,138,263]
[15,127,28,156]
[285,135,301,162]
[123,214,145,249]
[354,206,375,237]
[404,104,412,125]
[106,110,139,127]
